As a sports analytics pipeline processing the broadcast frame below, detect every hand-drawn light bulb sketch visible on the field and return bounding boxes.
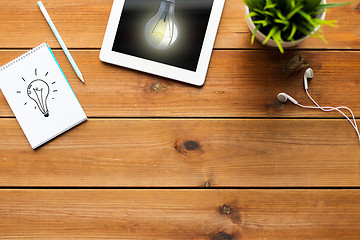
[19,68,58,117]
[27,79,50,117]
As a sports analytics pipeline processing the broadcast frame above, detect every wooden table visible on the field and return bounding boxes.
[1,0,360,239]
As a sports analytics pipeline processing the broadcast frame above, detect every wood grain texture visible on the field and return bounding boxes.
[0,0,358,49]
[0,119,359,187]
[1,50,360,118]
[0,189,359,239]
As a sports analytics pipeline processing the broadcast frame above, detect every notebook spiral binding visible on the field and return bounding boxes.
[0,43,47,72]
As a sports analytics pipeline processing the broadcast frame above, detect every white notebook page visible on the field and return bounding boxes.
[0,43,87,149]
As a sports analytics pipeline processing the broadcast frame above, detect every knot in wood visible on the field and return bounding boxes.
[150,82,166,92]
[282,54,308,75]
[212,232,233,240]
[222,205,231,215]
[174,139,203,159]
[184,140,199,151]
[220,204,242,224]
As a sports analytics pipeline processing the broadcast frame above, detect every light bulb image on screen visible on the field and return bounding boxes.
[145,0,179,50]
[27,79,50,117]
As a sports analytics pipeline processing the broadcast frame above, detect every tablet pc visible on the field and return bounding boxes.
[100,0,225,86]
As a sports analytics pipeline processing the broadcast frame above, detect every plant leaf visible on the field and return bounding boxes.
[303,0,322,12]
[262,25,279,44]
[318,2,352,9]
[272,30,284,53]
[274,19,289,25]
[298,10,316,27]
[251,24,261,44]
[253,20,269,27]
[286,4,303,20]
[287,22,297,41]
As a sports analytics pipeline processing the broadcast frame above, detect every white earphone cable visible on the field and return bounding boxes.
[278,68,360,142]
[305,89,358,130]
[298,90,360,141]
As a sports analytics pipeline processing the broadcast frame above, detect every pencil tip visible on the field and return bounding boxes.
[79,74,85,84]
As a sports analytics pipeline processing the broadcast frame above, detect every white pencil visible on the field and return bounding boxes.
[37,1,85,84]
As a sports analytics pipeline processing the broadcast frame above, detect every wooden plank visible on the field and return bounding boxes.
[0,189,359,239]
[1,50,360,118]
[0,119,359,187]
[0,0,359,49]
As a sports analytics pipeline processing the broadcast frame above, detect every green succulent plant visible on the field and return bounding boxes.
[243,0,350,53]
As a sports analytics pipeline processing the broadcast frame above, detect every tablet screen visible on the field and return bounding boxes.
[112,0,214,72]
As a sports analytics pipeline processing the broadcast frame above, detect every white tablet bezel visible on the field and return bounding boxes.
[99,0,225,86]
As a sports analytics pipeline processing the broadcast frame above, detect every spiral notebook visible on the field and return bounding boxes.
[0,43,87,149]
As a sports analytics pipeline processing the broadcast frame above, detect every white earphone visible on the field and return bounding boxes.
[277,93,297,104]
[278,68,360,142]
[303,67,313,90]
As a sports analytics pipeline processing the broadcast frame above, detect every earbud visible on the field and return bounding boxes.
[277,93,298,105]
[277,68,359,142]
[303,68,313,90]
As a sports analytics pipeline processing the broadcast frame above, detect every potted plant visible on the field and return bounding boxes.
[243,0,350,53]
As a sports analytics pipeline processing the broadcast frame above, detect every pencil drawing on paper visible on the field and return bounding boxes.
[27,79,50,117]
[19,68,58,117]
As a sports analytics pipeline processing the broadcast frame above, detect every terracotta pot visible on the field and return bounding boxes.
[245,0,326,49]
